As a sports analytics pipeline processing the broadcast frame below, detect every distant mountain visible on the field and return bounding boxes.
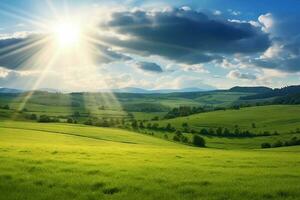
[107,87,209,93]
[0,87,22,93]
[153,87,206,93]
[36,88,61,93]
[229,86,272,93]
[109,87,149,93]
[240,85,300,100]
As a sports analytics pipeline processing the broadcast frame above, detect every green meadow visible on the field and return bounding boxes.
[1,121,300,200]
[1,92,300,200]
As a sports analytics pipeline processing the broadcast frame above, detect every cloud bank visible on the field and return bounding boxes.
[101,8,271,64]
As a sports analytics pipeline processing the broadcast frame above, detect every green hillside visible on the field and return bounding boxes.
[0,91,251,121]
[0,121,300,200]
[159,105,300,134]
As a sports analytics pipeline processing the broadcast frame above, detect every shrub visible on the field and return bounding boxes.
[173,135,181,142]
[181,135,189,143]
[175,130,182,136]
[216,127,223,136]
[84,119,93,125]
[272,140,283,148]
[38,115,58,123]
[200,128,208,135]
[2,105,10,110]
[261,142,271,148]
[192,135,205,147]
[29,114,37,120]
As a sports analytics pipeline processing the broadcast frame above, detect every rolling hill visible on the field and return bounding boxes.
[0,121,299,200]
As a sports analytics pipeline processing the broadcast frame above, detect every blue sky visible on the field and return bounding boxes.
[0,0,299,91]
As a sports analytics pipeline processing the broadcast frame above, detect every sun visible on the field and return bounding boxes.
[52,20,81,47]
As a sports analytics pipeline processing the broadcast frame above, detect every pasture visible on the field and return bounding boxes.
[0,121,300,200]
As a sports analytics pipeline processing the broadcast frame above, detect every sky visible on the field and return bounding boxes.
[0,0,300,91]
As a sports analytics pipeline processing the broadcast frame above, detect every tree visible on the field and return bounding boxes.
[139,121,145,129]
[223,128,230,136]
[173,135,181,142]
[192,135,205,147]
[67,118,74,123]
[29,114,37,120]
[261,142,271,148]
[252,123,256,128]
[216,127,223,136]
[2,105,10,110]
[200,128,208,135]
[182,122,189,128]
[84,119,93,125]
[38,115,51,123]
[131,120,138,129]
[181,135,189,143]
[147,123,152,129]
[272,140,283,148]
[73,111,80,117]
[151,116,159,121]
[166,123,172,131]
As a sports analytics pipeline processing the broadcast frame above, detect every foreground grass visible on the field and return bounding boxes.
[0,121,300,200]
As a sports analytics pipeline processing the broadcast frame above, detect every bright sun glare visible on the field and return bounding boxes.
[53,21,81,47]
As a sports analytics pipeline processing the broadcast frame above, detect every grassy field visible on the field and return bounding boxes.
[0,91,250,121]
[0,121,300,200]
[158,105,300,134]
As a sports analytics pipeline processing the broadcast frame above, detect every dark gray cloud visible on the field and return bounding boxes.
[101,8,271,64]
[0,34,47,69]
[90,44,132,64]
[136,61,163,73]
[252,57,300,72]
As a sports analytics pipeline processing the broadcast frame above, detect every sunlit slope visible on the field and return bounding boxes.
[0,121,178,147]
[160,105,300,134]
[0,121,300,200]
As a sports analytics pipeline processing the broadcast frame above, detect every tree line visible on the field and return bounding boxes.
[164,106,225,119]
[261,137,300,148]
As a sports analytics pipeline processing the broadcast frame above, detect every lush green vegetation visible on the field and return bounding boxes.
[0,121,300,200]
[1,89,300,199]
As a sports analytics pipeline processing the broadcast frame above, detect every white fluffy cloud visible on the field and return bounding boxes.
[258,13,274,32]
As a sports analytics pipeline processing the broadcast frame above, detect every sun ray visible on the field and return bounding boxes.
[0,2,49,29]
[14,48,61,115]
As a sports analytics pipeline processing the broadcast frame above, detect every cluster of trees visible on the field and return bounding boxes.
[131,121,205,147]
[173,131,205,147]
[199,127,276,138]
[261,137,300,148]
[131,120,274,138]
[0,105,10,110]
[84,117,126,127]
[164,106,225,119]
[122,103,169,112]
[38,115,59,123]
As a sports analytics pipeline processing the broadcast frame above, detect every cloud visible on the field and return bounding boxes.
[100,8,270,65]
[0,33,47,69]
[136,61,163,73]
[258,13,274,32]
[213,10,222,16]
[0,32,132,70]
[156,75,216,90]
[227,70,257,80]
